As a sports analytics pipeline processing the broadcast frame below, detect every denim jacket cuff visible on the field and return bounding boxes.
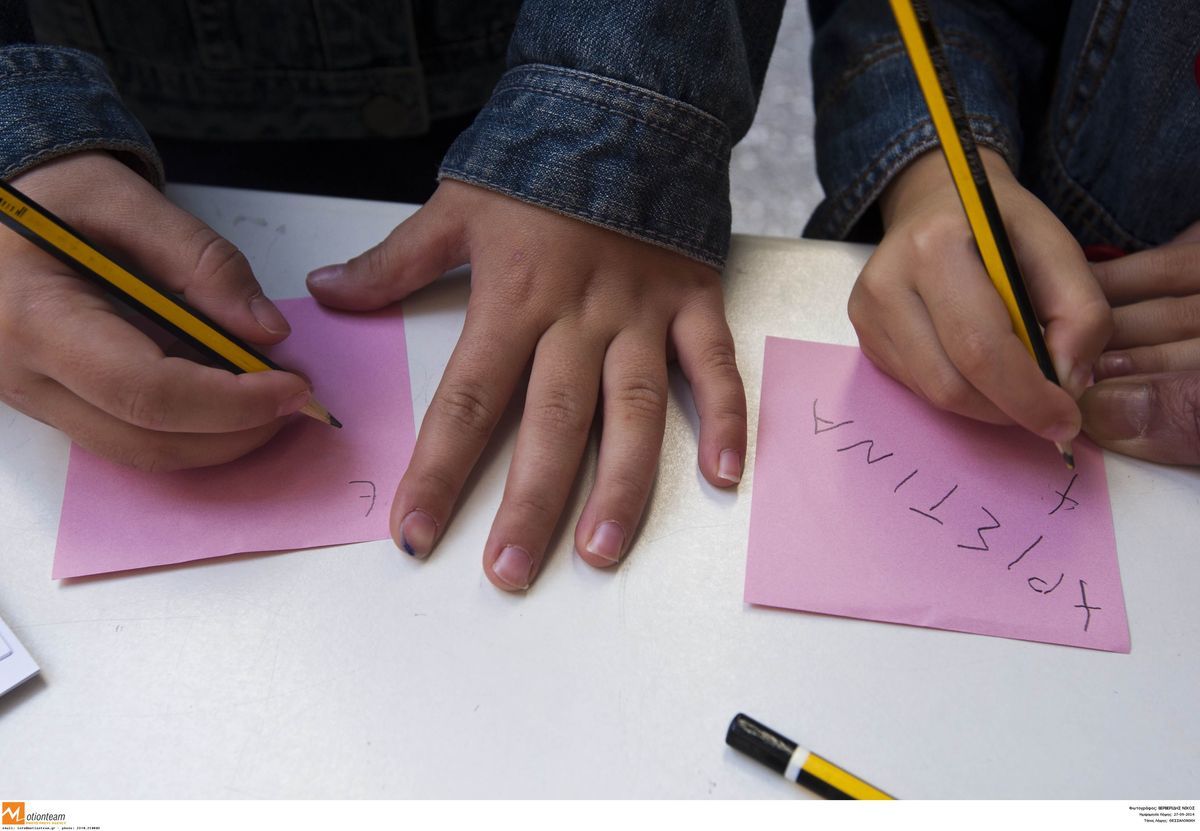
[805,33,1021,241]
[439,64,733,270]
[0,45,163,186]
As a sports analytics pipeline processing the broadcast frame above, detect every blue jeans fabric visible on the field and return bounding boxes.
[0,0,785,269]
[805,0,1200,250]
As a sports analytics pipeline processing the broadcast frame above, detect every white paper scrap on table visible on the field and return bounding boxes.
[0,611,39,697]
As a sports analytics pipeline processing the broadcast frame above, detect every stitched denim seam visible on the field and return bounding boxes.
[1057,0,1128,155]
[813,36,905,116]
[493,83,728,162]
[0,70,115,86]
[0,45,107,71]
[3,138,163,186]
[1040,138,1144,249]
[496,81,726,154]
[814,28,1017,117]
[824,115,1014,237]
[440,169,724,268]
[508,64,729,132]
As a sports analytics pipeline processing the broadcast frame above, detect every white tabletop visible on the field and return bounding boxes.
[0,186,1196,799]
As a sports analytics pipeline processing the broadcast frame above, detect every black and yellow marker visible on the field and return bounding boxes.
[0,179,340,429]
[726,713,894,800]
[889,0,1073,469]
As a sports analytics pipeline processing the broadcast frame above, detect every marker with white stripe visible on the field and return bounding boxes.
[725,713,894,800]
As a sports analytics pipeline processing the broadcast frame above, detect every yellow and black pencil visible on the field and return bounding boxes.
[727,713,894,800]
[0,180,340,429]
[889,0,1073,468]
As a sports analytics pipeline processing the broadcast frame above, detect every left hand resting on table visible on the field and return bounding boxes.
[307,180,747,591]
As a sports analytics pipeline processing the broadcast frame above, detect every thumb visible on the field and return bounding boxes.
[307,200,466,311]
[1080,372,1200,464]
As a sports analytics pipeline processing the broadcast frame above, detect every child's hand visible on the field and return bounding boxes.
[307,179,747,591]
[1079,221,1200,463]
[0,152,311,469]
[848,148,1111,443]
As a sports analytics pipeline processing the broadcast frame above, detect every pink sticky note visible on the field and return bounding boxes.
[53,297,415,579]
[746,337,1129,652]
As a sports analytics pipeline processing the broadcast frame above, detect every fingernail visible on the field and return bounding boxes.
[1068,364,1092,396]
[585,521,625,564]
[249,292,290,335]
[717,449,742,483]
[307,264,345,287]
[1094,353,1133,380]
[399,510,437,558]
[493,545,533,590]
[276,390,311,418]
[1043,420,1080,443]
[1081,383,1151,440]
[1053,357,1090,398]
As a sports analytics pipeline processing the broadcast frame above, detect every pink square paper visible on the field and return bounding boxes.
[746,337,1129,652]
[53,297,415,578]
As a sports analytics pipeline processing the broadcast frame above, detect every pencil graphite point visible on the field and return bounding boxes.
[1056,441,1075,470]
[299,399,341,428]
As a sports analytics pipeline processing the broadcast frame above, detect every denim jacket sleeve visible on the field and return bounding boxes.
[803,0,1063,241]
[0,0,162,185]
[438,0,786,269]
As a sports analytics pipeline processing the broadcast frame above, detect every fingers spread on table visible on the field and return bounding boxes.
[389,305,538,559]
[483,322,605,590]
[574,326,669,568]
[670,288,746,486]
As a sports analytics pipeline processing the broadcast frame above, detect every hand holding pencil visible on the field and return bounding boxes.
[849,147,1112,445]
[848,0,1114,457]
[0,151,314,470]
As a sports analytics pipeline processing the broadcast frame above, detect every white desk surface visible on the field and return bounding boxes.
[1,185,1196,799]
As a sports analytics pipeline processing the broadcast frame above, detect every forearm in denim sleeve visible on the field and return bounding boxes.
[0,43,163,185]
[438,0,786,269]
[804,0,1057,241]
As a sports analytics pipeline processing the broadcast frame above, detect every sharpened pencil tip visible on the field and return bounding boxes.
[1055,441,1075,470]
[329,414,343,429]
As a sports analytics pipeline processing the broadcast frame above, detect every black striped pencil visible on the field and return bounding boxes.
[727,713,894,800]
[0,179,340,429]
[889,0,1073,468]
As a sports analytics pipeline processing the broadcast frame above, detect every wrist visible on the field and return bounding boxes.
[880,146,1015,229]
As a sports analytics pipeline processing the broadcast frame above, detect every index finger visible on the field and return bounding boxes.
[1018,227,1112,396]
[927,264,1081,442]
[1091,244,1200,306]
